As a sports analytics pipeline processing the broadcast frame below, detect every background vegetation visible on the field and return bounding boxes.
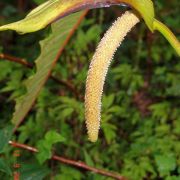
[0,0,179,179]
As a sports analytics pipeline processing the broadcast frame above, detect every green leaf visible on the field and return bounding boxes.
[20,163,50,180]
[155,155,176,176]
[11,11,86,127]
[45,130,65,144]
[0,125,13,153]
[150,102,170,122]
[36,140,52,164]
[0,158,12,175]
[0,0,155,33]
[58,166,83,180]
[102,94,115,110]
[165,176,180,180]
[0,1,179,56]
[60,108,74,119]
[0,62,12,81]
[83,150,94,166]
[33,0,46,5]
[36,131,65,164]
[102,123,117,144]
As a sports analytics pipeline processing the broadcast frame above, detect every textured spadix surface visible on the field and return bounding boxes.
[85,11,140,142]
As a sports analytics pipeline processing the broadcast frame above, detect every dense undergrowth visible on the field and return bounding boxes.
[0,0,180,179]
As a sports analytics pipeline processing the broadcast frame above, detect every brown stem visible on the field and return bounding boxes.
[132,31,155,116]
[0,53,33,68]
[9,141,127,180]
[18,0,25,13]
[51,76,82,100]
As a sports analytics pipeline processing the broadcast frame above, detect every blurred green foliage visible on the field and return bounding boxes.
[0,0,180,179]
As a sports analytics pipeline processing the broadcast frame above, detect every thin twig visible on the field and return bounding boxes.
[17,0,25,13]
[9,141,127,180]
[0,53,33,68]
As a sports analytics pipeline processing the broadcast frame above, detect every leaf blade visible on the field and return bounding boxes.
[11,11,88,127]
[0,0,155,33]
[0,125,13,153]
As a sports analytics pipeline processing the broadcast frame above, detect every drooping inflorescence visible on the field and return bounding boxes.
[85,11,140,142]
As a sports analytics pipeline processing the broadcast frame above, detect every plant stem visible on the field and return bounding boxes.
[9,141,127,180]
[0,53,33,68]
[153,19,180,56]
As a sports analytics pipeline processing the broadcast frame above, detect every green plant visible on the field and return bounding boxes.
[0,0,179,179]
[0,0,179,141]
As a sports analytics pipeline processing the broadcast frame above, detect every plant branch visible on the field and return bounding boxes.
[9,141,127,180]
[17,0,25,13]
[0,53,33,68]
